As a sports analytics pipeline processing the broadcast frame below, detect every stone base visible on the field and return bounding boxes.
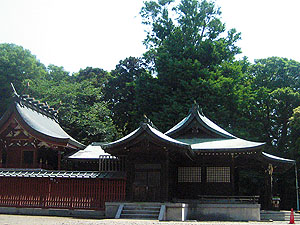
[105,202,188,221]
[0,207,104,219]
[188,203,261,221]
[106,202,260,221]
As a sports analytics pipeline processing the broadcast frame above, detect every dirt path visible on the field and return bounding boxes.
[0,214,293,225]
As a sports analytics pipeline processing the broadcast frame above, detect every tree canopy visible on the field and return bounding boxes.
[0,43,47,116]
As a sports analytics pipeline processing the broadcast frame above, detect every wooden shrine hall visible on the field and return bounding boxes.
[102,104,295,217]
[0,91,125,214]
[0,90,85,170]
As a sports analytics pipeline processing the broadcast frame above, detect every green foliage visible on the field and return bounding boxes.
[141,0,241,66]
[26,66,118,144]
[289,106,300,160]
[0,43,47,116]
[104,57,152,134]
[138,0,243,132]
[247,57,300,155]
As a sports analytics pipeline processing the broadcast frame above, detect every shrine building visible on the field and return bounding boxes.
[102,104,295,220]
[0,89,296,221]
[0,92,85,169]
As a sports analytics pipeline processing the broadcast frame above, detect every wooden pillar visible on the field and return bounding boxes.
[0,142,2,168]
[33,149,37,168]
[165,151,170,201]
[264,163,273,209]
[126,157,133,201]
[57,151,61,170]
[234,167,240,195]
[231,154,235,196]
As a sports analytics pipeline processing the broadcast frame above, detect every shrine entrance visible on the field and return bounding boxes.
[133,164,161,202]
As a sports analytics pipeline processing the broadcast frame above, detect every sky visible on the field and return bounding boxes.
[1,0,300,74]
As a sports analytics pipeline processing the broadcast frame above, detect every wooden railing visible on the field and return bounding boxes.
[99,156,125,172]
[0,177,126,210]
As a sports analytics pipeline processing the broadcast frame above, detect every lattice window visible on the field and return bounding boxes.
[206,167,230,183]
[178,167,201,183]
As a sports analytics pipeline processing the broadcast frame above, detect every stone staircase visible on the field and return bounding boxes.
[261,210,300,221]
[115,203,164,220]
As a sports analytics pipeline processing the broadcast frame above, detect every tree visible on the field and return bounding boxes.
[73,67,111,88]
[138,0,242,131]
[104,57,152,134]
[0,43,47,117]
[289,106,300,160]
[247,57,300,155]
[141,0,241,69]
[26,66,118,144]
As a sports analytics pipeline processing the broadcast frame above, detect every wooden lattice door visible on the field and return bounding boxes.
[133,166,161,202]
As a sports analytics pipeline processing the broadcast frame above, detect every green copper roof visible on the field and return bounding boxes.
[165,104,235,139]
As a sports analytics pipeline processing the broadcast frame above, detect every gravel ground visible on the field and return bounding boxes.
[0,215,294,225]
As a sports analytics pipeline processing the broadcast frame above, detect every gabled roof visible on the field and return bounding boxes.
[165,104,235,139]
[102,122,194,160]
[0,94,85,149]
[68,143,111,160]
[103,123,191,149]
[165,104,265,152]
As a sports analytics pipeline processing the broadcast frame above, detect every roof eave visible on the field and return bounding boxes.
[12,103,84,150]
[192,144,265,153]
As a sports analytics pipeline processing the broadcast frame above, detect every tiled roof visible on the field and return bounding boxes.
[0,169,125,179]
[18,94,58,121]
[0,93,85,149]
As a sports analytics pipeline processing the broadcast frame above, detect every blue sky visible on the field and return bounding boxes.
[1,0,299,73]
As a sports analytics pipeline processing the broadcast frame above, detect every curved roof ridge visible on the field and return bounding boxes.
[15,102,85,149]
[165,105,235,139]
[196,111,236,138]
[102,123,191,150]
[18,94,58,121]
[0,95,85,149]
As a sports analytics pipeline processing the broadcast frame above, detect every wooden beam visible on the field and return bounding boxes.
[0,113,17,136]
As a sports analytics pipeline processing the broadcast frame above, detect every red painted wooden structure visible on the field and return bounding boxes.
[0,93,85,170]
[0,176,125,210]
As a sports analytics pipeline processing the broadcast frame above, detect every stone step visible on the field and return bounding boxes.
[261,211,300,221]
[123,207,160,211]
[119,203,161,220]
[120,213,158,219]
[123,205,160,208]
[122,209,160,214]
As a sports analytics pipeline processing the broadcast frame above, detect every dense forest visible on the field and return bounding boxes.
[1,0,300,169]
